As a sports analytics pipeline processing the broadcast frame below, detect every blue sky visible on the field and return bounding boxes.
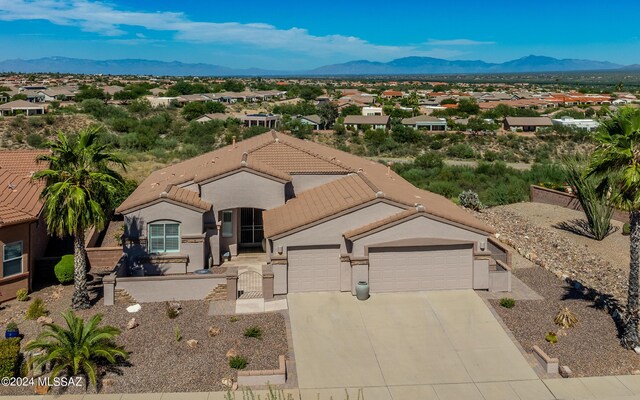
[1,0,639,70]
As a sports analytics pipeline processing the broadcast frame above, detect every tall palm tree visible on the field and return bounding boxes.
[25,310,127,386]
[587,106,640,349]
[34,127,126,309]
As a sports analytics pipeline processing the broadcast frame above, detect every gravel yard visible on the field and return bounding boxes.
[491,265,640,377]
[0,284,289,395]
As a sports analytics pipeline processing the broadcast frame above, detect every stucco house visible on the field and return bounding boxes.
[112,131,510,302]
[0,150,50,302]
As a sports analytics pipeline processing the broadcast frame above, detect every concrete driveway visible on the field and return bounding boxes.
[288,290,543,400]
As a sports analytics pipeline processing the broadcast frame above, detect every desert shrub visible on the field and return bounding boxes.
[175,326,182,342]
[15,288,28,302]
[166,302,179,319]
[545,331,558,344]
[446,143,476,159]
[623,223,631,236]
[229,355,248,370]
[499,298,515,309]
[414,151,444,170]
[25,298,48,320]
[554,307,578,328]
[244,326,262,339]
[54,255,74,284]
[0,338,21,378]
[458,190,483,211]
[229,316,239,323]
[28,117,45,128]
[26,133,45,148]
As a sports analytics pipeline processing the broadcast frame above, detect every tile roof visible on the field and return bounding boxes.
[0,150,49,227]
[118,131,494,236]
[504,117,552,127]
[343,115,390,125]
[0,100,46,110]
[263,174,377,237]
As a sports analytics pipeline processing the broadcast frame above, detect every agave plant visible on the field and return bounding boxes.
[562,156,614,240]
[25,310,127,386]
[554,307,579,329]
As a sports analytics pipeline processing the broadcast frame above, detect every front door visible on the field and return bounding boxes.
[240,208,264,248]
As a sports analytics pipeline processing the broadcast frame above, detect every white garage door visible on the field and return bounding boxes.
[288,246,341,292]
[368,245,473,292]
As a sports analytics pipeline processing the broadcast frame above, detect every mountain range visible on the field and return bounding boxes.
[0,55,628,76]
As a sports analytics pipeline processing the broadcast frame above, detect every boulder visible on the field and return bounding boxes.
[221,377,234,388]
[36,316,53,325]
[126,304,141,313]
[127,318,138,330]
[187,339,198,348]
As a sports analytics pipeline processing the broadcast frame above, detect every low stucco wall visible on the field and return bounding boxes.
[115,274,226,303]
[489,260,512,292]
[530,185,628,223]
[86,247,123,273]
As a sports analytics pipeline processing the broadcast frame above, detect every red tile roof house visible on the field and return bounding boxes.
[108,131,510,304]
[0,150,50,302]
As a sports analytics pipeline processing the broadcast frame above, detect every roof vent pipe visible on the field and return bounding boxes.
[386,161,393,176]
[159,191,168,198]
[415,204,425,212]
[375,191,385,198]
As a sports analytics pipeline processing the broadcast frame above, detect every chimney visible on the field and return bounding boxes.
[386,161,393,176]
[232,135,237,148]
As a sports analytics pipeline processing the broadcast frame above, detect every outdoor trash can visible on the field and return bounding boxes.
[356,281,369,300]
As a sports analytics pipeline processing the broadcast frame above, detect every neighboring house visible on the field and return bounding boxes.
[381,90,404,99]
[241,113,281,128]
[503,116,553,132]
[362,107,383,116]
[196,113,231,123]
[295,115,322,130]
[177,94,213,103]
[551,116,599,131]
[343,115,390,131]
[38,88,76,102]
[145,96,181,108]
[0,150,50,302]
[0,100,46,116]
[22,90,45,103]
[102,85,124,96]
[114,131,509,301]
[401,115,448,131]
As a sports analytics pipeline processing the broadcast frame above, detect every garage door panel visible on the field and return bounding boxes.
[369,246,472,292]
[288,246,340,292]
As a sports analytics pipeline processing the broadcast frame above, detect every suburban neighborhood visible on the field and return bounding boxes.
[3,1,640,399]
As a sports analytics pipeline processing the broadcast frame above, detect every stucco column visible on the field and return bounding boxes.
[226,267,238,300]
[262,264,274,300]
[103,273,116,306]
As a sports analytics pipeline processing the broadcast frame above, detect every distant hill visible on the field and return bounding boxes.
[0,55,627,77]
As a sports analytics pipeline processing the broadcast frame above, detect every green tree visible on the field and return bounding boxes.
[317,102,338,129]
[457,98,480,115]
[75,85,109,102]
[340,104,361,117]
[34,128,126,309]
[181,101,226,121]
[587,107,640,348]
[25,311,127,386]
[11,93,27,101]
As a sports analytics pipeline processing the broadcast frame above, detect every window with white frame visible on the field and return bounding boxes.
[221,210,233,238]
[148,223,180,253]
[3,242,23,277]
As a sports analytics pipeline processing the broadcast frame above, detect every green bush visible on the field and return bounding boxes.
[166,302,179,319]
[0,338,21,378]
[229,355,248,370]
[15,288,28,302]
[499,298,515,309]
[458,190,483,211]
[446,143,476,159]
[25,298,48,320]
[54,255,74,284]
[244,326,263,339]
[623,223,631,236]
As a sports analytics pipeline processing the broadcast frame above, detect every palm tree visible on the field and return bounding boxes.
[34,127,126,309]
[25,310,127,386]
[587,106,640,349]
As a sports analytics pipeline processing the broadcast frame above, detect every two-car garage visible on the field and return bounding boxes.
[368,244,473,292]
[285,243,474,293]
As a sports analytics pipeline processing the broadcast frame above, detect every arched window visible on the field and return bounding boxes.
[148,222,180,253]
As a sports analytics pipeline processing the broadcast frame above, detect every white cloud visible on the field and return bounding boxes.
[426,39,495,46]
[0,0,490,61]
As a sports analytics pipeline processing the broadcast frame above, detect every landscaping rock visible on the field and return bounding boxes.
[127,318,138,330]
[36,316,53,325]
[634,346,640,355]
[102,378,115,387]
[633,370,640,375]
[187,339,198,348]
[221,377,234,388]
[208,326,221,337]
[126,304,141,313]
[226,348,238,359]
[169,301,182,310]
